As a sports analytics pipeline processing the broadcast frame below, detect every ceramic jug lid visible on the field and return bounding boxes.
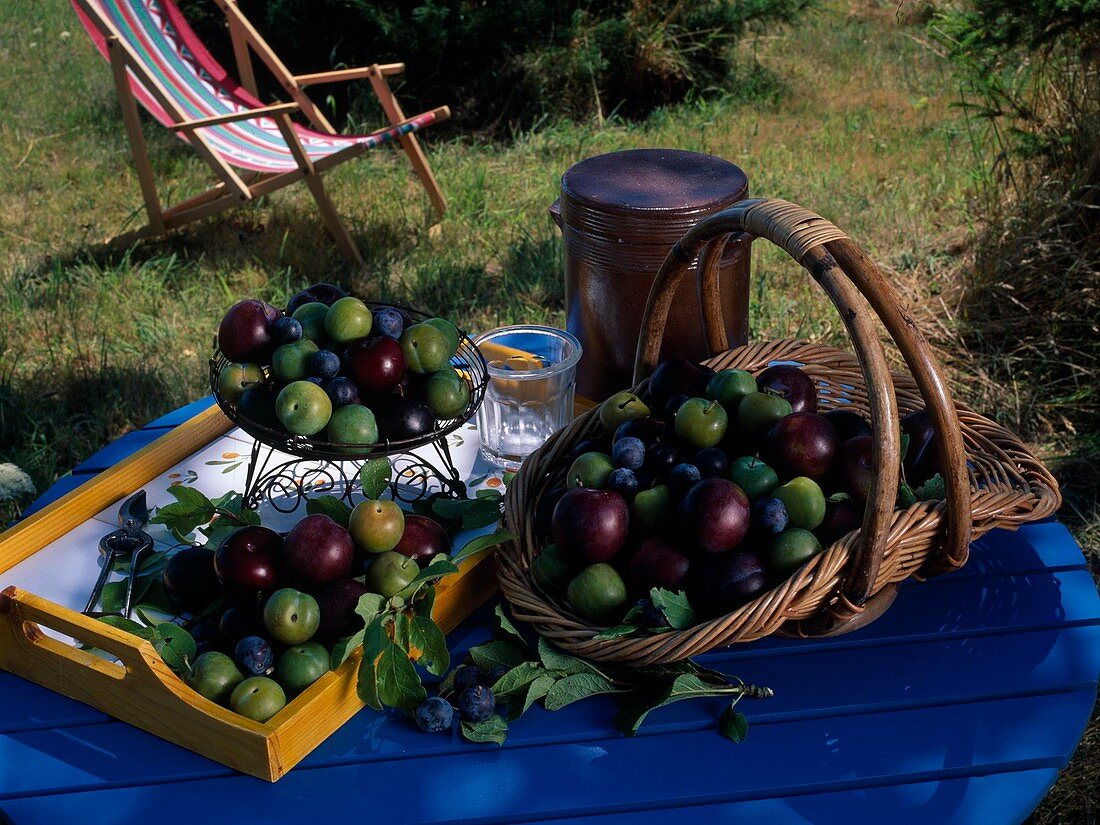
[560,148,748,240]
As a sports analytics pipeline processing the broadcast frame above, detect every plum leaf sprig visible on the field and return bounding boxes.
[432,604,772,746]
[150,487,260,544]
[341,495,516,715]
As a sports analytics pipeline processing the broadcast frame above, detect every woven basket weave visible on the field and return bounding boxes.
[499,198,1061,666]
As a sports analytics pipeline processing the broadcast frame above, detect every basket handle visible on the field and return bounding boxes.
[633,199,971,615]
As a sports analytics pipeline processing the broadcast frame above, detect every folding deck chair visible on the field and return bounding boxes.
[73,0,451,265]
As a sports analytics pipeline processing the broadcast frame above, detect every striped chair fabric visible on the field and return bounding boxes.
[73,0,442,173]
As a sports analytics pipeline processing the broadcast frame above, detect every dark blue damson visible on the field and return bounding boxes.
[414,696,454,733]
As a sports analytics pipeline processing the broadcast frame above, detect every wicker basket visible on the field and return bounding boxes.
[499,198,1061,665]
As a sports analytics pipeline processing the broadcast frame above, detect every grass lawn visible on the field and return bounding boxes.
[0,0,1093,818]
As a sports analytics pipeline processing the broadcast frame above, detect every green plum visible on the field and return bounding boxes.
[184,651,244,706]
[728,455,780,501]
[366,551,419,597]
[292,302,329,343]
[263,587,321,645]
[632,484,672,536]
[230,676,286,722]
[349,498,405,554]
[737,391,793,440]
[400,323,449,374]
[424,368,470,419]
[567,452,615,489]
[271,339,319,384]
[324,296,373,343]
[532,543,573,593]
[274,642,330,697]
[566,563,628,622]
[275,380,332,435]
[706,369,757,413]
[598,391,651,434]
[217,362,265,403]
[763,527,823,580]
[424,317,460,359]
[674,397,728,448]
[773,476,827,530]
[325,403,378,448]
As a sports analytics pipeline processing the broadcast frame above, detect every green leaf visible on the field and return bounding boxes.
[153,623,196,672]
[475,489,503,501]
[915,473,946,501]
[719,706,749,743]
[394,558,460,602]
[408,615,450,676]
[544,672,618,711]
[461,498,504,530]
[133,605,158,628]
[615,673,714,735]
[650,588,697,630]
[461,714,508,745]
[306,496,353,528]
[593,623,642,640]
[506,673,556,721]
[537,636,604,677]
[356,620,393,709]
[355,593,387,622]
[149,486,216,541]
[360,458,392,500]
[96,615,156,642]
[826,491,852,503]
[375,640,427,711]
[408,558,460,586]
[427,497,503,531]
[490,661,544,697]
[897,481,919,508]
[468,639,526,672]
[491,603,527,650]
[331,630,365,668]
[454,527,516,562]
[392,610,412,651]
[899,432,911,461]
[430,498,475,520]
[138,578,176,613]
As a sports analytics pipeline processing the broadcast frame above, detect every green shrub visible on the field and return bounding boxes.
[178,0,815,132]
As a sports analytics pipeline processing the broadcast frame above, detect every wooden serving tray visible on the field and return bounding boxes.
[0,404,501,782]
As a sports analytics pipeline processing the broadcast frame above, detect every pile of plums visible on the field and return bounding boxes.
[532,357,940,625]
[164,501,451,721]
[216,282,472,447]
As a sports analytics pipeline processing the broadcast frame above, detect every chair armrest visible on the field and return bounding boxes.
[172,102,300,132]
[294,64,405,88]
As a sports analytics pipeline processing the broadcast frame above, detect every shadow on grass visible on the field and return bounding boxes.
[0,362,178,506]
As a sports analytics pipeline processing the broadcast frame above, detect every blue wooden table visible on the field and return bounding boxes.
[2,398,1097,824]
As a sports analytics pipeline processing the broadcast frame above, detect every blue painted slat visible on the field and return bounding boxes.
[1,563,1096,737]
[0,691,1092,824]
[1,767,1062,825]
[529,767,1063,825]
[18,476,88,518]
[141,396,216,430]
[1,619,1095,799]
[928,521,1089,581]
[69,430,166,475]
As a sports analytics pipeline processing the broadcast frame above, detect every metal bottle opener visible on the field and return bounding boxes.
[84,491,154,619]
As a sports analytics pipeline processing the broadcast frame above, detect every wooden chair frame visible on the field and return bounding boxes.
[78,0,450,266]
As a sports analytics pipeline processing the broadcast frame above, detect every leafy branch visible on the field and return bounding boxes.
[436,605,772,746]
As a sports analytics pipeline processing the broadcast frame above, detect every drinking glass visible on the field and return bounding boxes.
[474,326,583,471]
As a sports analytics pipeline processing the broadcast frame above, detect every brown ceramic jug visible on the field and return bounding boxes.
[551,149,752,400]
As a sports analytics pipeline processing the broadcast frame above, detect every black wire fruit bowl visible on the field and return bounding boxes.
[209,301,489,462]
